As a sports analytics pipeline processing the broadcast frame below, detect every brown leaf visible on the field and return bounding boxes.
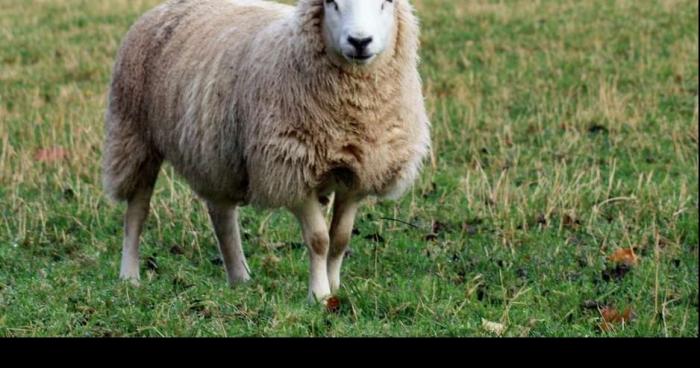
[608,247,638,266]
[35,147,67,162]
[325,296,341,314]
[599,306,635,332]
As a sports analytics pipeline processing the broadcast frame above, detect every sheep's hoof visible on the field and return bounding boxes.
[228,274,251,287]
[308,291,333,305]
[119,274,141,287]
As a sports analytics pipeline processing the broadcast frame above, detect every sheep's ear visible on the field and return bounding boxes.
[294,0,327,53]
[394,0,420,55]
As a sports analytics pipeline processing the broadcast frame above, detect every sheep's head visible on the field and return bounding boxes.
[321,0,398,65]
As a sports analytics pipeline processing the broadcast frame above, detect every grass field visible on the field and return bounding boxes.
[0,0,697,337]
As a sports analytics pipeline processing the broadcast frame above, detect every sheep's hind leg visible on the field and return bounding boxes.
[292,195,332,304]
[119,185,155,285]
[328,194,360,293]
[207,204,251,285]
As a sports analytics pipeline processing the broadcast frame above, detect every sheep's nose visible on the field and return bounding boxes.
[347,36,373,53]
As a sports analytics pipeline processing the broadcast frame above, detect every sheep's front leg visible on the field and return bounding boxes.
[292,196,332,303]
[207,204,251,285]
[328,194,360,293]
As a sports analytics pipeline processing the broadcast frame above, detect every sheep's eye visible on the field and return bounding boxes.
[325,0,338,11]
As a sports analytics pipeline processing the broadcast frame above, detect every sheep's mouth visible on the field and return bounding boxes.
[345,53,374,64]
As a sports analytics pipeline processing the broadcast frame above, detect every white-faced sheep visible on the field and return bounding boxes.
[103,0,431,303]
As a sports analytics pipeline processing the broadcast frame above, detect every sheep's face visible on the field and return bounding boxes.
[322,0,397,65]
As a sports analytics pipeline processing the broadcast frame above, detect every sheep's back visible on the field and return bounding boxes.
[108,0,292,203]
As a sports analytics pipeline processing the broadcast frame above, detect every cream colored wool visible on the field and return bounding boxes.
[102,0,430,208]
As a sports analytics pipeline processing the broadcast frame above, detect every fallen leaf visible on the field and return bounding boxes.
[599,306,635,332]
[481,318,506,336]
[608,247,638,266]
[35,147,67,162]
[325,296,341,314]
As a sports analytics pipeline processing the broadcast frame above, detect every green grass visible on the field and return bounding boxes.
[0,0,697,336]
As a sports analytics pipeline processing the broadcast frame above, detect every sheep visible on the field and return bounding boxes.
[102,0,431,303]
